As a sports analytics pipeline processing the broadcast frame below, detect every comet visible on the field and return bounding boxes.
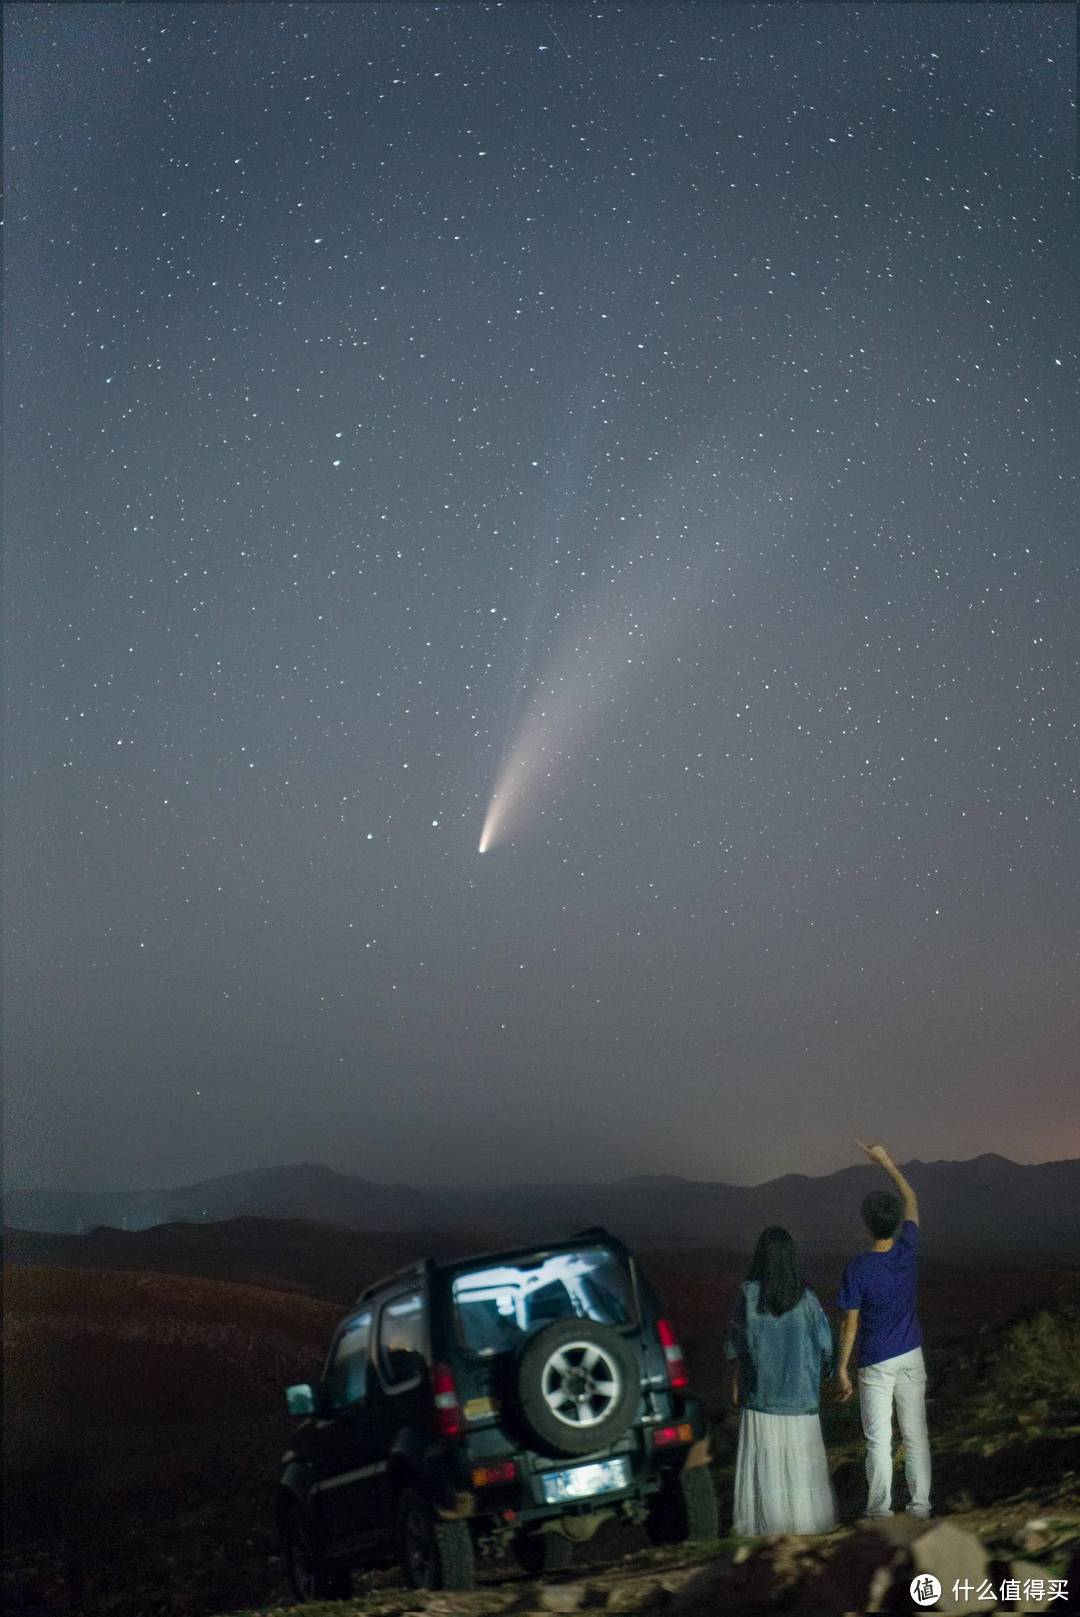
[478,679,580,854]
[478,560,691,853]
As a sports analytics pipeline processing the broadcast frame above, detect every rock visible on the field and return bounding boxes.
[909,1522,991,1612]
[534,1586,589,1613]
[780,1518,989,1615]
[420,1596,510,1615]
[1017,1520,1052,1554]
[604,1578,670,1610]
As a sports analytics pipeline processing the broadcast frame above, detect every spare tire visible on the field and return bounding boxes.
[514,1319,639,1456]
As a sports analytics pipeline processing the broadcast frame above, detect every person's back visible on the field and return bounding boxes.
[724,1227,836,1536]
[836,1141,931,1521]
[839,1219,921,1370]
[733,1280,834,1415]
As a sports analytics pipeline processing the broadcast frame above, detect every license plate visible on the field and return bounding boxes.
[540,1457,630,1504]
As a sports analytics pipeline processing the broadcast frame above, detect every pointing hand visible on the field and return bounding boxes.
[856,1139,892,1167]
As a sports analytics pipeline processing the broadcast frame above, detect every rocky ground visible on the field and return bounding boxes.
[6,1366,1077,1617]
[199,1506,1080,1616]
[4,1267,1078,1616]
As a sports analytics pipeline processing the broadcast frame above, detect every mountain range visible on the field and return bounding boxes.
[5,1153,1078,1260]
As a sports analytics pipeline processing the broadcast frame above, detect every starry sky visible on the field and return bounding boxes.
[5,3,1078,1195]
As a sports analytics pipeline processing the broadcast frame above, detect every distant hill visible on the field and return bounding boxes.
[5,1153,1078,1261]
[3,1162,442,1235]
[1,1217,500,1304]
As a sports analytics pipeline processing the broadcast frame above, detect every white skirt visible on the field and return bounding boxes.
[732,1408,838,1536]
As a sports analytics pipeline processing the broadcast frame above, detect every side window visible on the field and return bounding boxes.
[378,1291,426,1388]
[323,1312,372,1413]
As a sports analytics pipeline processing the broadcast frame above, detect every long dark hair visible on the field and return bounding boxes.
[747,1226,806,1316]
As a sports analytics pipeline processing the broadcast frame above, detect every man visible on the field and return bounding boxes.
[836,1140,931,1520]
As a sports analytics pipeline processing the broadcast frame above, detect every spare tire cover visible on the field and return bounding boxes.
[514,1319,639,1457]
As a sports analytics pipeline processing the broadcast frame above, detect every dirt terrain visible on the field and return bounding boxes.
[3,1236,1078,1616]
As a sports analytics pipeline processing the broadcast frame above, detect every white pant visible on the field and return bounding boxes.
[858,1346,931,1518]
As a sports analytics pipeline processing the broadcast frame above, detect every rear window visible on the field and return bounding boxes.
[452,1246,635,1357]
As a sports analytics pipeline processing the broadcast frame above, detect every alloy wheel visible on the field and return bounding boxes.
[541,1340,622,1428]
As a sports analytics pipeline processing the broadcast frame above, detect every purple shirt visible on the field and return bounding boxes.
[837,1220,923,1368]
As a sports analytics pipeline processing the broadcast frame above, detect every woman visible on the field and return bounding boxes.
[724,1226,837,1535]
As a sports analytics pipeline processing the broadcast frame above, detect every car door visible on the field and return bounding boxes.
[309,1310,386,1555]
[369,1287,430,1457]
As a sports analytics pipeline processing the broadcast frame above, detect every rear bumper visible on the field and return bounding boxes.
[428,1396,709,1523]
[435,1470,664,1527]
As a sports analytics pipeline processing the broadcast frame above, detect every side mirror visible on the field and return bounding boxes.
[286,1382,318,1417]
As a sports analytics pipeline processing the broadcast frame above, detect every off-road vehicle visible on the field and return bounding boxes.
[277,1227,717,1596]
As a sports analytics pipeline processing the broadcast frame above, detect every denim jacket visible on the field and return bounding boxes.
[724,1281,835,1415]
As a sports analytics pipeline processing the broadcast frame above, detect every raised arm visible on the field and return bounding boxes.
[857,1140,919,1225]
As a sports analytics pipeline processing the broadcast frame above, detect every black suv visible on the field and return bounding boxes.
[277,1228,717,1597]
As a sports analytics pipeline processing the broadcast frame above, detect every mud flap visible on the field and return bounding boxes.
[436,1491,475,1520]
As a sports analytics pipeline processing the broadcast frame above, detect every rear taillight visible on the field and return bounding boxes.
[657,1319,688,1389]
[652,1422,694,1448]
[470,1459,518,1488]
[432,1361,463,1439]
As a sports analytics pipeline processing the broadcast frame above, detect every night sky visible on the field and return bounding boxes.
[5,3,1078,1196]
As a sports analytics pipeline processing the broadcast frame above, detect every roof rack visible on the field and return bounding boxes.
[356,1255,435,1306]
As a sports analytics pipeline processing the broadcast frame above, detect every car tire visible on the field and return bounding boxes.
[396,1486,476,1591]
[280,1501,352,1602]
[513,1528,575,1575]
[515,1319,639,1457]
[645,1465,719,1545]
